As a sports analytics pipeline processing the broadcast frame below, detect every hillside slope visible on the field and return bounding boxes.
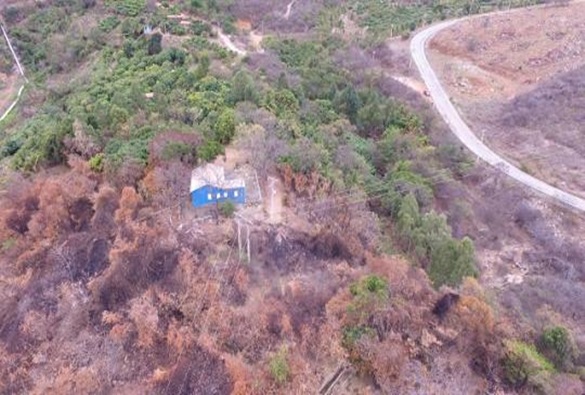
[0,1,583,394]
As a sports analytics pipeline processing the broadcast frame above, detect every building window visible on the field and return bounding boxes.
[223,192,228,198]
[234,190,239,197]
[207,193,212,200]
[217,192,221,199]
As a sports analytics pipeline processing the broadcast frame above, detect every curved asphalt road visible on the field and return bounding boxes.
[410,19,585,212]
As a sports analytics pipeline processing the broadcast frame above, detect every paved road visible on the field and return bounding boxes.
[410,18,585,212]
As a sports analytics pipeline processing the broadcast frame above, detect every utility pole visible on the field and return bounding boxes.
[237,220,242,257]
[268,177,276,218]
[246,224,250,263]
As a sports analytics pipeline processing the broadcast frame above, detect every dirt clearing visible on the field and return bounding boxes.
[429,2,585,198]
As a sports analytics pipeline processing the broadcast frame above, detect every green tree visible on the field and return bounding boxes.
[428,237,477,288]
[195,54,210,79]
[382,161,432,217]
[230,70,257,103]
[198,140,223,162]
[357,101,386,135]
[214,109,236,144]
[264,89,300,118]
[334,86,361,124]
[416,212,450,261]
[396,193,420,241]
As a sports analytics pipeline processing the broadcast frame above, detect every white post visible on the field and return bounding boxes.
[237,220,242,257]
[269,177,275,217]
[246,225,250,263]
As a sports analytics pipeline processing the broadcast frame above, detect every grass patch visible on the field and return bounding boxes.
[269,346,290,386]
[503,340,555,391]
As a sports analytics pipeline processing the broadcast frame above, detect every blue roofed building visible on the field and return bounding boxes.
[190,163,246,207]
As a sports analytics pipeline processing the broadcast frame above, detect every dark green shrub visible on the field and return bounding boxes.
[218,201,235,218]
[502,340,554,392]
[161,142,196,163]
[107,0,146,16]
[198,140,223,162]
[190,20,212,36]
[148,33,163,56]
[89,153,105,172]
[99,16,120,32]
[350,275,388,298]
[347,275,389,322]
[3,6,23,24]
[539,326,575,369]
[342,325,373,348]
[269,347,289,385]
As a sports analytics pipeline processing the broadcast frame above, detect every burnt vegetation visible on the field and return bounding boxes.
[0,0,584,393]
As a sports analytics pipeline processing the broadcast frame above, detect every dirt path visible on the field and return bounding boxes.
[284,0,296,20]
[213,27,247,56]
[391,75,430,100]
[166,11,248,56]
[266,176,284,223]
[410,9,585,213]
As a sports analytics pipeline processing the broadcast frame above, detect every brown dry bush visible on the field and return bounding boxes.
[284,274,339,338]
[356,337,408,388]
[1,176,39,237]
[500,65,585,155]
[89,233,179,316]
[91,185,120,238]
[158,346,233,395]
[219,310,281,363]
[224,354,255,395]
[141,161,191,208]
[129,293,162,349]
[0,163,213,393]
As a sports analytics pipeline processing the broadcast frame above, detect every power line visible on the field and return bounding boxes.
[298,169,483,215]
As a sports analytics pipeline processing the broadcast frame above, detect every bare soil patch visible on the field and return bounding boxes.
[429,2,585,198]
[431,3,585,94]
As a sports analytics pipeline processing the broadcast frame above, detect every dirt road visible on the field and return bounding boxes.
[214,27,247,56]
[410,17,585,212]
